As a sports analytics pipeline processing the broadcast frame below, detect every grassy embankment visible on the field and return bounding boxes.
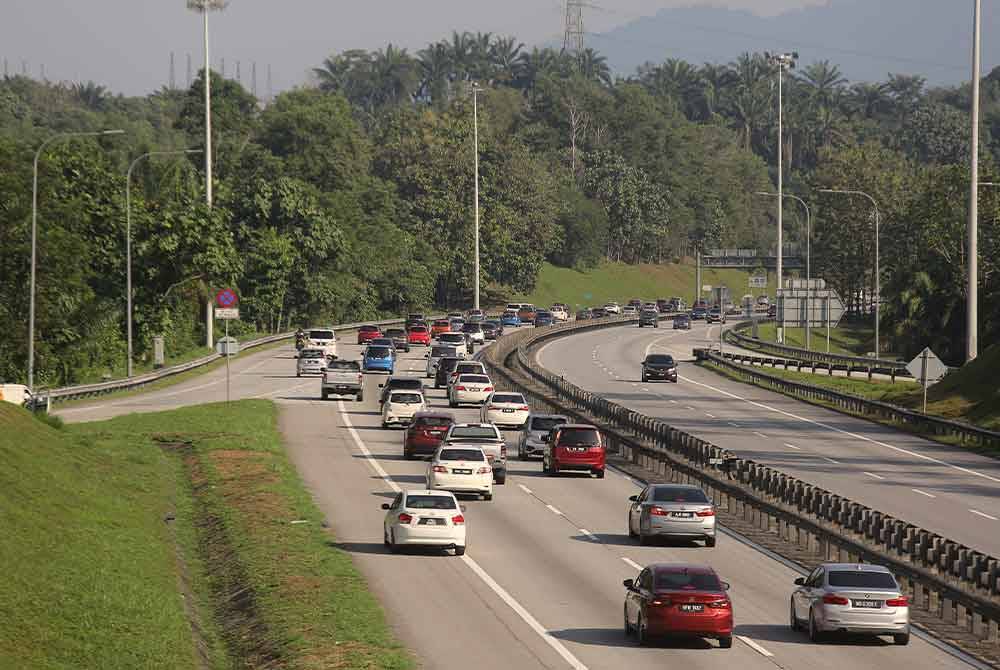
[740,321,875,358]
[0,401,411,670]
[512,261,777,311]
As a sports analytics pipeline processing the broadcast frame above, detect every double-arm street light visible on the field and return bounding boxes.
[28,129,125,392]
[819,188,881,360]
[471,82,482,311]
[125,149,203,378]
[968,0,982,363]
[756,192,812,349]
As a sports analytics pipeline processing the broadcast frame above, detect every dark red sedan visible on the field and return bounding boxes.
[407,325,431,346]
[624,563,733,648]
[403,411,456,459]
[357,324,382,345]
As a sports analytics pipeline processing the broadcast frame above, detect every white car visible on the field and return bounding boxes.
[480,391,530,430]
[437,332,467,348]
[622,305,638,316]
[382,489,467,555]
[603,302,621,315]
[306,328,338,359]
[0,383,31,407]
[461,323,485,345]
[427,445,493,500]
[550,306,569,322]
[449,373,493,407]
[296,347,327,376]
[382,390,426,428]
[447,361,488,390]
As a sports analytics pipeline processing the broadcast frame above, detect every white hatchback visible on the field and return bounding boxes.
[382,390,426,428]
[382,490,467,555]
[426,445,493,500]
[480,391,530,430]
[449,373,493,407]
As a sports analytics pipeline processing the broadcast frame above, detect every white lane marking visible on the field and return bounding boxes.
[669,399,679,404]
[863,471,885,480]
[823,457,841,465]
[737,635,774,657]
[679,373,1000,486]
[631,383,639,387]
[641,388,650,392]
[621,557,643,571]
[461,556,589,670]
[579,528,599,541]
[783,443,802,451]
[546,504,564,516]
[340,399,591,670]
[969,509,999,521]
[518,484,533,495]
[753,431,769,439]
[912,488,936,498]
[686,406,696,411]
[705,412,716,418]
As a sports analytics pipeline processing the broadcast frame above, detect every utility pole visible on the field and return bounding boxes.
[236,60,241,84]
[252,62,257,98]
[472,83,482,311]
[967,0,982,363]
[186,53,192,88]
[562,0,585,53]
[267,64,273,102]
[170,52,176,89]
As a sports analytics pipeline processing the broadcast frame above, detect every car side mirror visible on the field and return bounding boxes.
[381,503,391,510]
[794,577,805,586]
[623,578,635,590]
[720,581,731,591]
[628,495,639,502]
[424,353,429,358]
[378,383,384,388]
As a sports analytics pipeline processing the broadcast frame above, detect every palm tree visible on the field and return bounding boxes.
[313,50,375,108]
[847,81,891,120]
[490,36,524,85]
[71,81,110,111]
[576,48,611,87]
[797,60,847,106]
[469,32,494,81]
[637,58,702,118]
[370,44,419,107]
[418,41,452,105]
[725,53,771,151]
[886,73,926,121]
[515,47,562,94]
[446,31,473,83]
[698,62,734,119]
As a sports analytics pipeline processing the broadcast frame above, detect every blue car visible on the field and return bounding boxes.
[501,311,521,327]
[534,310,555,327]
[363,345,395,373]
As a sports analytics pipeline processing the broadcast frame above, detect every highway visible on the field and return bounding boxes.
[538,320,1000,557]
[62,334,978,670]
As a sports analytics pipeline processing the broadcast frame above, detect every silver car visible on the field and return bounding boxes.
[425,345,459,378]
[517,413,569,460]
[791,563,910,645]
[296,347,327,377]
[627,484,717,547]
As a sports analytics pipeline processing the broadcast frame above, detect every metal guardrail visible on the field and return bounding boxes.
[480,317,1000,654]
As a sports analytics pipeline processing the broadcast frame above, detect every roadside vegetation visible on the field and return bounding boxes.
[0,401,412,670]
[734,320,875,358]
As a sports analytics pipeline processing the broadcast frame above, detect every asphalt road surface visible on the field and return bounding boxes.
[538,320,1000,557]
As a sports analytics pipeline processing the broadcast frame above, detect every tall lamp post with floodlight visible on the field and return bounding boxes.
[186,0,227,208]
[471,82,482,312]
[28,129,125,392]
[125,149,203,378]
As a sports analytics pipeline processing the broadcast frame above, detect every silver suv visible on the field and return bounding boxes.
[517,413,569,460]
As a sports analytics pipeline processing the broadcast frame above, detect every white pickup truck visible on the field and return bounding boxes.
[321,360,364,401]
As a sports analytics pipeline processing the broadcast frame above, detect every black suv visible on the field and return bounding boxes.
[378,376,424,404]
[706,307,726,324]
[673,314,691,330]
[638,309,659,328]
[641,354,678,383]
[435,357,462,389]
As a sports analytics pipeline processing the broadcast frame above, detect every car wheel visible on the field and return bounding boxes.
[296,372,301,378]
[636,615,650,647]
[893,632,910,646]
[356,392,363,402]
[705,535,717,547]
[641,373,647,383]
[388,530,401,554]
[404,450,413,460]
[624,605,633,636]
[638,530,650,546]
[628,517,637,539]
[383,528,390,547]
[595,469,605,479]
[789,600,801,631]
[321,391,328,400]
[483,493,493,501]
[381,422,389,429]
[449,400,457,408]
[718,635,733,649]
[808,609,824,643]
[454,545,466,556]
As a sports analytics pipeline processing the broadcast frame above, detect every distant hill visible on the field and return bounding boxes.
[591,0,1000,86]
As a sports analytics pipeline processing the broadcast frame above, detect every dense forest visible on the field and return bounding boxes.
[1,32,998,386]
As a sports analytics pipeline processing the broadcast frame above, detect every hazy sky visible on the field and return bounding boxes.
[2,1,824,96]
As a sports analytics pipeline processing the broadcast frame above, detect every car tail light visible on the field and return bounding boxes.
[696,509,715,517]
[484,386,494,392]
[708,599,731,609]
[431,465,447,473]
[823,594,849,605]
[455,385,466,391]
[357,374,363,383]
[649,598,670,606]
[518,405,530,411]
[649,506,669,516]
[397,513,413,524]
[500,445,507,458]
[476,466,491,474]
[451,514,465,525]
[488,405,499,411]
[886,596,909,607]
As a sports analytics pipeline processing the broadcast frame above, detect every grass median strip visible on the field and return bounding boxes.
[1,400,412,670]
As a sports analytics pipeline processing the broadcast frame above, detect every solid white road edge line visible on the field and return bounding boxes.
[518,484,533,495]
[969,509,998,521]
[546,504,564,516]
[339,399,591,670]
[823,457,841,464]
[621,557,643,571]
[863,471,885,480]
[753,431,769,439]
[783,443,802,451]
[912,488,937,498]
[737,635,774,657]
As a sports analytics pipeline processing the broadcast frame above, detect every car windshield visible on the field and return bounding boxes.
[491,394,524,404]
[413,416,453,428]
[390,393,423,404]
[536,311,552,317]
[434,320,449,326]
[301,349,325,359]
[652,487,709,503]
[558,428,600,445]
[641,310,657,316]
[645,355,675,365]
[367,347,391,358]
[827,571,897,589]
[655,571,722,591]
[482,323,497,330]
[309,330,334,340]
[439,449,486,462]
[328,360,360,370]
[675,315,688,320]
[503,311,517,317]
[450,426,499,439]
[405,495,457,510]
[531,416,567,431]
[431,346,457,357]
[458,375,490,384]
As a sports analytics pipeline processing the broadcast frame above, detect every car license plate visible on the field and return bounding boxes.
[419,518,445,526]
[679,604,704,612]
[502,408,515,413]
[453,468,472,474]
[852,600,882,609]
[469,387,480,392]
[429,430,442,436]
[569,447,586,452]
[672,511,694,518]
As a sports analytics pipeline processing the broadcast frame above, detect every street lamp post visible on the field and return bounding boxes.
[125,149,203,378]
[472,82,482,311]
[28,129,125,392]
[819,188,881,360]
[756,192,811,348]
[187,0,227,208]
[968,0,982,363]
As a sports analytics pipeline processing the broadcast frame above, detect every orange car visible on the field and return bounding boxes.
[431,319,452,337]
[517,304,537,322]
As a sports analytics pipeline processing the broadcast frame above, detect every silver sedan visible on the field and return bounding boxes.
[627,484,717,547]
[790,563,910,645]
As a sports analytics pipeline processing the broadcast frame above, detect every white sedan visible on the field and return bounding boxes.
[426,445,493,500]
[550,306,569,322]
[603,302,621,314]
[382,390,426,428]
[449,373,493,407]
[382,489,467,555]
[480,392,530,430]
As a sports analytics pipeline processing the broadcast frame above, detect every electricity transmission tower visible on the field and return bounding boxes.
[562,0,585,53]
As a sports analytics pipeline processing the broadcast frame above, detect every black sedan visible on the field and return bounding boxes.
[672,314,691,330]
[691,306,708,320]
[481,320,503,340]
[641,354,678,383]
[576,309,593,321]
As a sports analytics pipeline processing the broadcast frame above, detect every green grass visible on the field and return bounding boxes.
[704,362,921,403]
[740,321,876,357]
[512,261,778,311]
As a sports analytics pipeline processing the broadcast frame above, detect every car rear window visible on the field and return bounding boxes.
[645,355,675,365]
[439,449,486,461]
[458,375,490,384]
[434,319,450,326]
[360,325,379,332]
[655,571,722,591]
[431,346,457,357]
[309,330,335,340]
[440,334,464,342]
[386,329,405,337]
[405,495,457,510]
[390,393,423,404]
[388,379,423,390]
[491,394,524,404]
[449,426,499,439]
[557,428,601,445]
[827,571,897,589]
[413,416,454,428]
[300,349,325,359]
[409,326,428,333]
[367,347,391,358]
[455,364,484,374]
[327,360,360,370]
[652,487,710,503]
[461,323,481,332]
[531,416,568,431]
[536,311,552,318]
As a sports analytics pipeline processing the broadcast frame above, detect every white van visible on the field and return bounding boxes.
[0,384,31,407]
[307,328,338,359]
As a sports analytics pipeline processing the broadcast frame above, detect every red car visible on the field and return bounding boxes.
[542,424,605,478]
[624,563,733,648]
[407,325,431,346]
[357,324,382,345]
[431,319,451,337]
[403,411,456,459]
